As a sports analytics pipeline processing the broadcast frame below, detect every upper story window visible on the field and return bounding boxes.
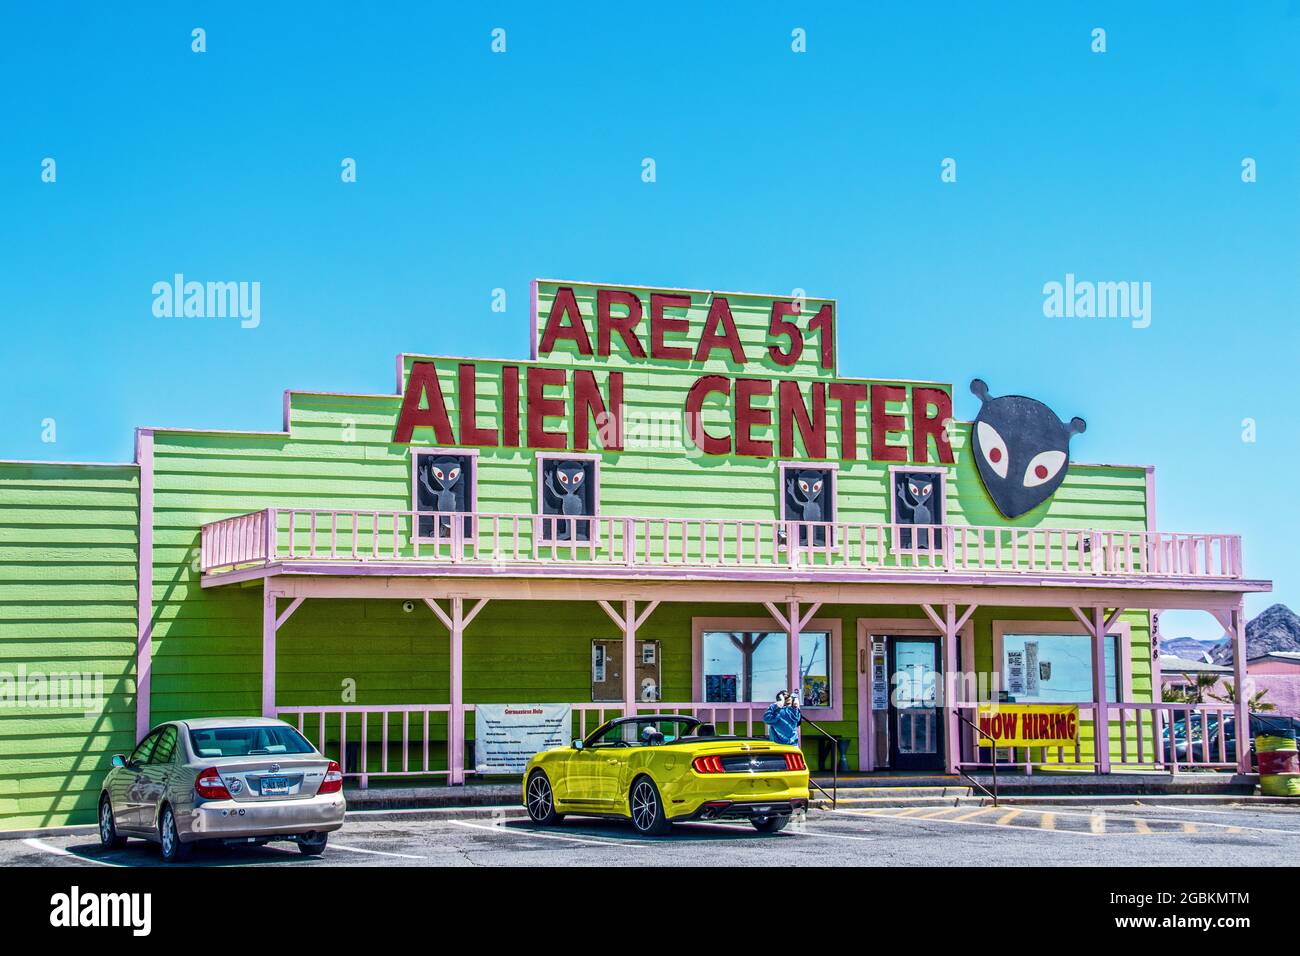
[412,448,477,541]
[538,454,599,542]
[892,467,944,549]
[779,462,836,547]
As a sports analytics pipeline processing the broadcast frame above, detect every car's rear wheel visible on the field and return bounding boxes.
[751,814,789,834]
[297,832,328,855]
[158,806,190,863]
[525,771,564,825]
[629,776,671,836]
[98,796,126,849]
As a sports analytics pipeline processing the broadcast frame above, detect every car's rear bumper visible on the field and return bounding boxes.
[686,798,809,821]
[184,793,346,842]
[664,773,810,822]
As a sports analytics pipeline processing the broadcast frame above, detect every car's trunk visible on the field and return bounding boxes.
[206,756,333,801]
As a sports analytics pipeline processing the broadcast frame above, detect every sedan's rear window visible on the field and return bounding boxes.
[188,725,316,758]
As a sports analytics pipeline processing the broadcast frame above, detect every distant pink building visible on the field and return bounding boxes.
[1247,653,1300,717]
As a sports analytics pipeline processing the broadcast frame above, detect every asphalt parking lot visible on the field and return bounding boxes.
[6,802,1300,867]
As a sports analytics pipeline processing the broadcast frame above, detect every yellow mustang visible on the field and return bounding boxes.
[522,714,810,835]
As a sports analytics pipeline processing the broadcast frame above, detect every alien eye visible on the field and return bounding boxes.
[908,484,918,496]
[921,485,931,496]
[558,472,569,484]
[449,468,459,481]
[433,468,444,481]
[812,481,822,494]
[1023,449,1067,488]
[572,472,583,484]
[799,481,809,493]
[976,421,1009,479]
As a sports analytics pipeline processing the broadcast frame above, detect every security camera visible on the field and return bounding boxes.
[402,600,415,613]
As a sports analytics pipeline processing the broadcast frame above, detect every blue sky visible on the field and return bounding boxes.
[2,3,1296,637]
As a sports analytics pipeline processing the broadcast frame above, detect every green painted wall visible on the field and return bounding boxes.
[0,462,139,830]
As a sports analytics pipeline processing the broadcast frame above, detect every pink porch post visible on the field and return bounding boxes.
[763,600,822,712]
[1206,603,1253,775]
[424,597,488,785]
[1072,606,1123,774]
[921,603,977,774]
[598,600,660,714]
[262,590,304,718]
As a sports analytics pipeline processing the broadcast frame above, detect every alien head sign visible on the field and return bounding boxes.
[969,379,1086,519]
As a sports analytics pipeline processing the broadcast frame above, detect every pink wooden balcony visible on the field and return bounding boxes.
[200,507,1244,581]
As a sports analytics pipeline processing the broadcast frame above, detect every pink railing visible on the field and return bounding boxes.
[277,703,461,787]
[955,700,1239,773]
[201,508,1243,580]
[276,700,775,788]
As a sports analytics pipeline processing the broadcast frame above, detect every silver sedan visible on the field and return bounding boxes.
[99,717,346,862]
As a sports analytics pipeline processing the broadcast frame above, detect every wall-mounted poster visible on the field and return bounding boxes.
[473,704,572,774]
[706,674,738,703]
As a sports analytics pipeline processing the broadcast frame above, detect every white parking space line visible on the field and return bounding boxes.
[22,838,124,866]
[979,805,1296,837]
[346,805,526,817]
[829,808,1106,837]
[327,842,426,860]
[449,819,646,848]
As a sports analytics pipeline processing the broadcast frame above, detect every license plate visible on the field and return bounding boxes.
[260,776,289,795]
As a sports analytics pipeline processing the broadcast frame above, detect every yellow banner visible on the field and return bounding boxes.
[976,704,1078,748]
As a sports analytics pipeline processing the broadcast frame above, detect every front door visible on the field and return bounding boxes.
[888,637,944,771]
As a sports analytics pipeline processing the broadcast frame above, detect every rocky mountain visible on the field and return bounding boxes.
[1162,635,1226,662]
[1211,604,1300,664]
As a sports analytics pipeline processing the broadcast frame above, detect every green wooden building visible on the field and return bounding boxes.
[0,279,1269,829]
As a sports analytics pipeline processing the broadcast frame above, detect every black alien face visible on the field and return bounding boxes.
[555,461,586,494]
[795,470,824,500]
[905,475,935,504]
[426,455,462,491]
[969,379,1085,519]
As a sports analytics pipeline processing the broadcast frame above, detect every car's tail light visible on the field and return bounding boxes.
[784,752,806,771]
[692,755,726,774]
[194,767,231,800]
[318,760,343,794]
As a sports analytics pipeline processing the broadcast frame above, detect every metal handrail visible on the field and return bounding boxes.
[952,709,998,806]
[801,716,839,809]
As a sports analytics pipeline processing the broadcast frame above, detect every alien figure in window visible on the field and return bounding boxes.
[787,470,827,547]
[419,455,463,537]
[897,474,938,549]
[545,460,589,541]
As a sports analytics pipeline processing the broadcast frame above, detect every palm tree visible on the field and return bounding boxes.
[1210,679,1275,712]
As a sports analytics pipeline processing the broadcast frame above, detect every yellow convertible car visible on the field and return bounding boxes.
[522,714,810,835]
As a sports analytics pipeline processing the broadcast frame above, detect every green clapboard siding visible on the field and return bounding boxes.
[0,462,139,829]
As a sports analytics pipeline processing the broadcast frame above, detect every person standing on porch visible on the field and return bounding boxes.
[764,690,801,746]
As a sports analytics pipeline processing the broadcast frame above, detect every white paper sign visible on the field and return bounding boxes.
[1006,649,1025,697]
[474,703,573,774]
[1024,641,1040,697]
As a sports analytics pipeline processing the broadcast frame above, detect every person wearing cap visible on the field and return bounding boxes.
[763,690,802,746]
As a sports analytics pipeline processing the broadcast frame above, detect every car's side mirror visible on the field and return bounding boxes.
[111,754,127,769]
[572,738,584,751]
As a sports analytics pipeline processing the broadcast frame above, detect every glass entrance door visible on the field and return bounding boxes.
[888,637,944,771]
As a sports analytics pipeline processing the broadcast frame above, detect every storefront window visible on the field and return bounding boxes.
[1002,633,1119,703]
[702,630,831,706]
